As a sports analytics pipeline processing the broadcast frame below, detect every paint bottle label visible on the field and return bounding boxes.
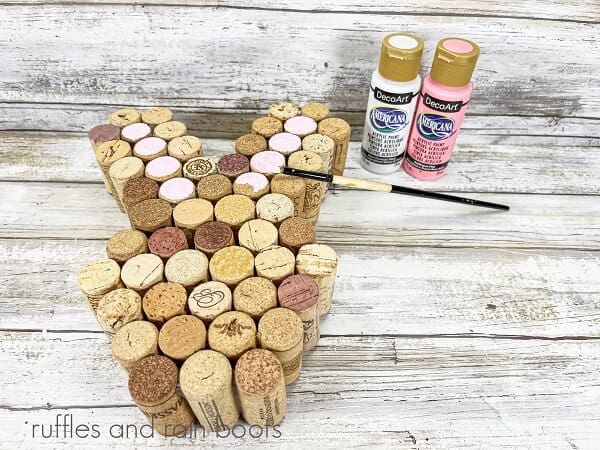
[361,86,420,172]
[404,92,468,174]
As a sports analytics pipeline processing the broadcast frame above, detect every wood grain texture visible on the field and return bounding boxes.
[1,332,598,448]
[2,105,598,146]
[5,1,599,22]
[2,133,599,195]
[2,181,598,248]
[1,5,598,119]
[2,239,599,337]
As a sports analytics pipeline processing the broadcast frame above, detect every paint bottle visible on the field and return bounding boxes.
[360,33,424,174]
[403,38,480,180]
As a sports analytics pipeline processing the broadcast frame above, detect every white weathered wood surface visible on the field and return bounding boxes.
[1,131,599,448]
[1,1,599,448]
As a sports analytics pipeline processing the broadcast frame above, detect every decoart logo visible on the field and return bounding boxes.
[369,107,408,133]
[416,113,455,141]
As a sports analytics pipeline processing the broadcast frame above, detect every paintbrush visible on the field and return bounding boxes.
[282,167,509,211]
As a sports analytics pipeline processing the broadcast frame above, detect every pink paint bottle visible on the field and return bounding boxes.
[403,38,480,180]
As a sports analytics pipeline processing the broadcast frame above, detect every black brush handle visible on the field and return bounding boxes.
[391,185,510,211]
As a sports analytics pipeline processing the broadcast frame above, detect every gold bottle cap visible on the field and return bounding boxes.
[430,37,480,87]
[378,33,424,82]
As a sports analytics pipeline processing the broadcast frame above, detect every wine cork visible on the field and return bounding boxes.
[256,193,294,226]
[96,288,143,335]
[168,135,203,162]
[121,253,164,294]
[145,156,182,183]
[252,117,283,138]
[233,277,277,319]
[318,117,351,176]
[121,122,152,144]
[249,151,285,178]
[148,227,188,259]
[188,281,232,322]
[142,282,187,327]
[287,150,323,223]
[238,218,279,255]
[122,177,159,213]
[109,156,145,211]
[194,221,234,255]
[158,315,206,361]
[270,174,306,218]
[180,350,239,431]
[183,157,217,181]
[209,246,255,287]
[301,102,330,122]
[154,121,187,141]
[112,320,159,370]
[173,198,214,244]
[109,108,141,127]
[235,349,286,426]
[217,154,249,180]
[214,195,255,230]
[233,172,269,200]
[254,245,295,284]
[235,133,267,157]
[128,355,195,436]
[296,244,339,316]
[88,124,120,150]
[197,174,232,203]
[302,133,335,197]
[284,116,317,138]
[133,137,168,162]
[142,107,173,126]
[207,311,256,359]
[268,132,301,156]
[129,199,173,234]
[269,102,299,121]
[106,229,148,263]
[164,249,209,290]
[278,217,316,253]
[257,307,303,384]
[77,259,121,314]
[278,274,319,351]
[94,140,132,195]
[159,177,196,205]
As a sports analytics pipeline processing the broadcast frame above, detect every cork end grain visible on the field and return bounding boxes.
[164,249,209,287]
[301,102,330,122]
[254,245,295,282]
[279,217,315,250]
[256,194,294,224]
[268,102,299,121]
[77,259,121,296]
[238,219,279,254]
[208,311,256,359]
[196,175,232,202]
[188,281,232,322]
[235,134,267,156]
[217,154,250,179]
[235,349,283,395]
[121,253,164,291]
[214,195,256,228]
[233,277,277,319]
[209,246,255,286]
[142,282,187,325]
[194,221,234,254]
[97,288,143,333]
[89,123,120,145]
[287,150,322,172]
[129,199,173,232]
[148,227,188,259]
[296,244,338,276]
[109,108,141,127]
[252,117,283,138]
[183,157,217,181]
[154,121,187,141]
[180,350,233,395]
[277,274,319,311]
[168,135,203,161]
[317,117,351,140]
[123,177,159,210]
[142,107,173,126]
[112,320,159,367]
[95,140,132,166]
[129,355,178,406]
[257,307,303,351]
[158,315,206,360]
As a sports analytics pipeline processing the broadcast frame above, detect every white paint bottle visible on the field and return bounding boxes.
[361,33,424,174]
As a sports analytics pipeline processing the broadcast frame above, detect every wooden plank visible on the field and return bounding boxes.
[2,239,599,336]
[1,332,598,448]
[2,133,599,194]
[1,6,598,118]
[2,105,598,146]
[2,181,598,247]
[4,1,599,23]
